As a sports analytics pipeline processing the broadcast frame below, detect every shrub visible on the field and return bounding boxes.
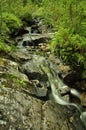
[40,0,60,27]
[50,28,86,78]
[0,40,11,53]
[2,12,22,34]
[17,2,39,24]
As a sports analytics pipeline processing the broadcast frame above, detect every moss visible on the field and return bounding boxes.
[0,73,27,88]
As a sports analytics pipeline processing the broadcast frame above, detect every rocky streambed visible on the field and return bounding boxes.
[0,18,86,130]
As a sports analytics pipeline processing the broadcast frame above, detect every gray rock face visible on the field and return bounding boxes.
[0,87,42,130]
[0,86,85,130]
[0,57,29,83]
[22,55,45,74]
[0,56,85,129]
[22,55,49,97]
[10,49,32,61]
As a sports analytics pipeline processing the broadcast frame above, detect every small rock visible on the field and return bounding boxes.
[80,92,86,106]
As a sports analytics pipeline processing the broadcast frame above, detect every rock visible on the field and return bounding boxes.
[49,54,61,65]
[0,86,42,130]
[0,86,85,130]
[22,55,46,75]
[22,55,49,97]
[17,32,54,47]
[63,72,82,85]
[9,48,32,61]
[80,92,86,106]
[39,43,50,52]
[42,101,85,130]
[33,80,48,97]
[0,57,30,83]
[48,54,81,85]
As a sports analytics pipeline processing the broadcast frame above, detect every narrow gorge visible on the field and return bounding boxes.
[0,18,86,130]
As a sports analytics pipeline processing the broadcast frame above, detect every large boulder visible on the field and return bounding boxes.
[0,86,85,130]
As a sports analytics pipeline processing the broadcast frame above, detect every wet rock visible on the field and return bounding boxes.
[42,100,85,130]
[42,101,69,130]
[22,55,49,97]
[33,80,48,97]
[34,18,52,34]
[9,48,32,61]
[22,55,46,76]
[17,33,53,47]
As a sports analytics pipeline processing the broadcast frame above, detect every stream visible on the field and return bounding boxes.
[0,18,86,130]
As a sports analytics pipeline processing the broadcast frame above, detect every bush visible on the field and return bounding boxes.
[0,40,11,53]
[2,12,22,34]
[19,12,32,25]
[50,28,86,78]
[40,0,60,27]
[17,2,39,24]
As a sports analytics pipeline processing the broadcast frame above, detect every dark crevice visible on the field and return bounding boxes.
[24,71,48,81]
[22,88,50,101]
[22,38,47,47]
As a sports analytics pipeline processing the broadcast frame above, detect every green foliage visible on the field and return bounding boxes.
[37,0,86,79]
[0,22,10,40]
[51,28,86,78]
[0,39,17,54]
[9,74,26,87]
[0,73,27,88]
[0,40,11,53]
[2,12,22,33]
[18,5,33,25]
[17,79,26,87]
[0,0,86,79]
[10,0,39,19]
[37,0,86,35]
[39,0,60,26]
